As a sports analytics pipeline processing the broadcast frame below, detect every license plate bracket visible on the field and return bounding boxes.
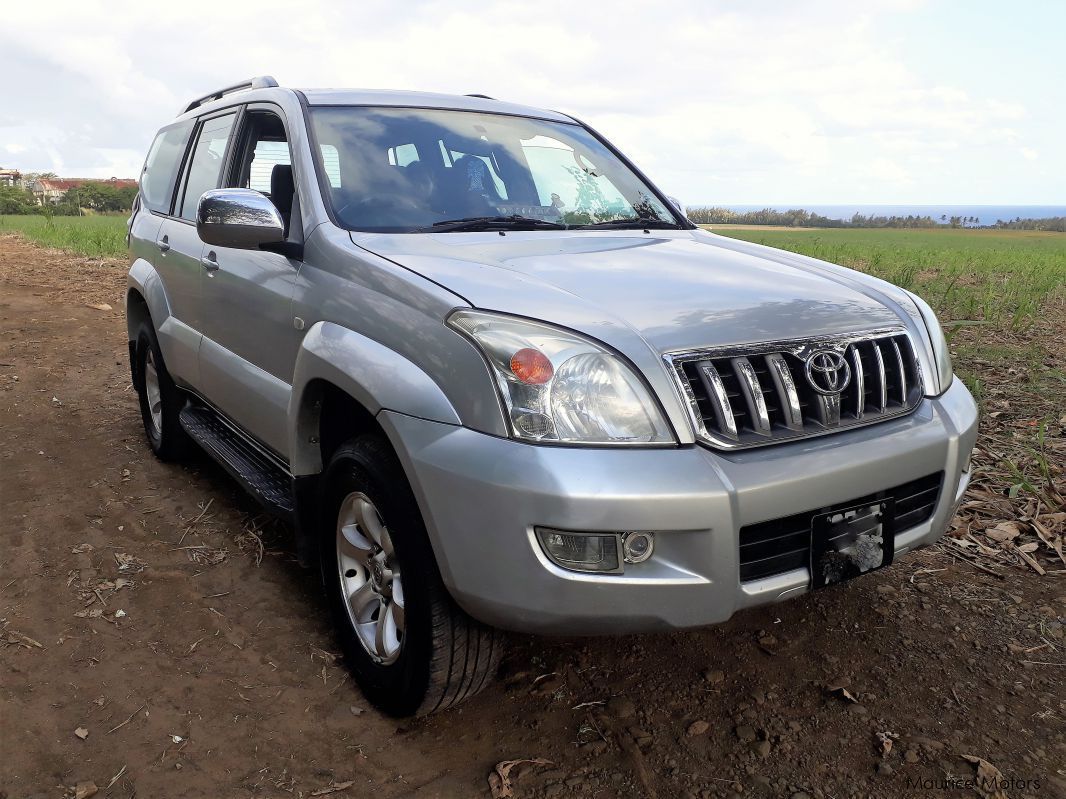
[810,499,895,589]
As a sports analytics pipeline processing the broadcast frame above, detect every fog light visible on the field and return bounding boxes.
[622,532,654,564]
[536,528,620,573]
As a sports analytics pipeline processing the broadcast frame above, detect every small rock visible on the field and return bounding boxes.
[583,739,608,756]
[877,762,894,776]
[629,726,653,748]
[75,782,98,799]
[74,727,89,740]
[904,749,920,764]
[702,669,725,685]
[687,720,710,737]
[607,696,636,719]
[750,739,771,758]
[735,724,757,743]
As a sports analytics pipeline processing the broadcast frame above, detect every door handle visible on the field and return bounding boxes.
[156,235,170,253]
[200,253,220,272]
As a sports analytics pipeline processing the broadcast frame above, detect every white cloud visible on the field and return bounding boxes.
[1,0,1061,203]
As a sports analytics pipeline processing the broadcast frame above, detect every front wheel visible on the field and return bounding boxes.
[321,434,501,716]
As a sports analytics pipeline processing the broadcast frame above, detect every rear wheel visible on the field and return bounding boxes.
[322,434,501,716]
[133,322,190,461]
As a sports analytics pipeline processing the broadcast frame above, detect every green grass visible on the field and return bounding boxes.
[2,216,1062,327]
[710,226,1065,327]
[0,214,128,258]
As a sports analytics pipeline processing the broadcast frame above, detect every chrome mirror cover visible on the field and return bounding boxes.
[196,188,285,249]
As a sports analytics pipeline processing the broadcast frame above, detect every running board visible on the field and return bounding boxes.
[179,405,295,522]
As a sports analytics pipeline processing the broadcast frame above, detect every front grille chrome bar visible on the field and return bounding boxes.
[891,339,907,404]
[665,328,923,450]
[872,341,888,412]
[733,357,772,435]
[696,362,738,440]
[766,353,803,429]
[850,346,865,420]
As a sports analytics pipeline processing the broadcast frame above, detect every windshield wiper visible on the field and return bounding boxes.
[574,217,681,230]
[419,215,567,233]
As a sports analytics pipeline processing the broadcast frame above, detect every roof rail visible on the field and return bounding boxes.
[182,76,280,114]
[465,93,495,100]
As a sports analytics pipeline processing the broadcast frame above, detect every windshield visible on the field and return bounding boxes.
[308,106,681,232]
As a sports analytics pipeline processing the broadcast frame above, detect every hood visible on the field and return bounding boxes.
[351,229,903,353]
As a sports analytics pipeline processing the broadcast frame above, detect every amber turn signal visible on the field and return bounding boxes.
[510,347,554,384]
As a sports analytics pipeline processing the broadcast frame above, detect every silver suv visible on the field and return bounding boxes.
[127,76,978,716]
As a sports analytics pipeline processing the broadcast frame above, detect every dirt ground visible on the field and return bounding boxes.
[1,234,1063,799]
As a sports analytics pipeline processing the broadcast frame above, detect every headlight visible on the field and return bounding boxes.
[904,291,953,395]
[448,310,674,445]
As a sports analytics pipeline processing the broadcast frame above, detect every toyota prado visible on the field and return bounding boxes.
[126,77,978,716]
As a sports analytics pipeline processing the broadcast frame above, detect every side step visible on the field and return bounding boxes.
[179,404,295,522]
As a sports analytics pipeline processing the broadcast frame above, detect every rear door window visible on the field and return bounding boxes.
[140,121,193,213]
[179,112,237,221]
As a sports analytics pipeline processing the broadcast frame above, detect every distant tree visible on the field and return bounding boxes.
[0,185,36,214]
[59,181,137,214]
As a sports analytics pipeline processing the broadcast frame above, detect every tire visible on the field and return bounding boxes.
[321,434,501,716]
[133,321,190,461]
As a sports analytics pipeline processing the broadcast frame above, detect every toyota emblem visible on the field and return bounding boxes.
[805,349,852,395]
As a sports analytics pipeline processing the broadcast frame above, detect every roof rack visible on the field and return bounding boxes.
[182,76,279,114]
[465,93,495,100]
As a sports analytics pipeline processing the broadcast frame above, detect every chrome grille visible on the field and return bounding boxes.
[666,329,923,449]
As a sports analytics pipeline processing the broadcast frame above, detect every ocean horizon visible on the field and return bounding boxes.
[702,204,1066,227]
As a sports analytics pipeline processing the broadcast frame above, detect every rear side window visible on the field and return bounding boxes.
[230,111,291,194]
[320,144,342,188]
[247,141,291,193]
[179,113,237,220]
[139,121,192,213]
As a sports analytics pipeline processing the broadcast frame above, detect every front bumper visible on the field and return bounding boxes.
[380,378,978,634]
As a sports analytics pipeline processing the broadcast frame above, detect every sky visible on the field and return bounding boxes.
[2,0,1063,205]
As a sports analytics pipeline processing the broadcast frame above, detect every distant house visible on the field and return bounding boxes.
[0,168,22,187]
[28,178,77,204]
[27,176,137,205]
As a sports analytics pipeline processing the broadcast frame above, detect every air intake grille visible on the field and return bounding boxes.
[739,472,943,582]
[666,329,922,449]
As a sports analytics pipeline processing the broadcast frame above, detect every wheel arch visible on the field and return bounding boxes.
[126,259,171,342]
[288,321,461,477]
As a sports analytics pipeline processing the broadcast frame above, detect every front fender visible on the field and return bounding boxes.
[289,321,461,476]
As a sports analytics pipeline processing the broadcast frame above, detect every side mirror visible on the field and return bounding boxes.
[197,188,285,249]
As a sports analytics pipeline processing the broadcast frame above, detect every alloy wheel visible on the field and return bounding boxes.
[336,492,405,664]
[144,349,163,434]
